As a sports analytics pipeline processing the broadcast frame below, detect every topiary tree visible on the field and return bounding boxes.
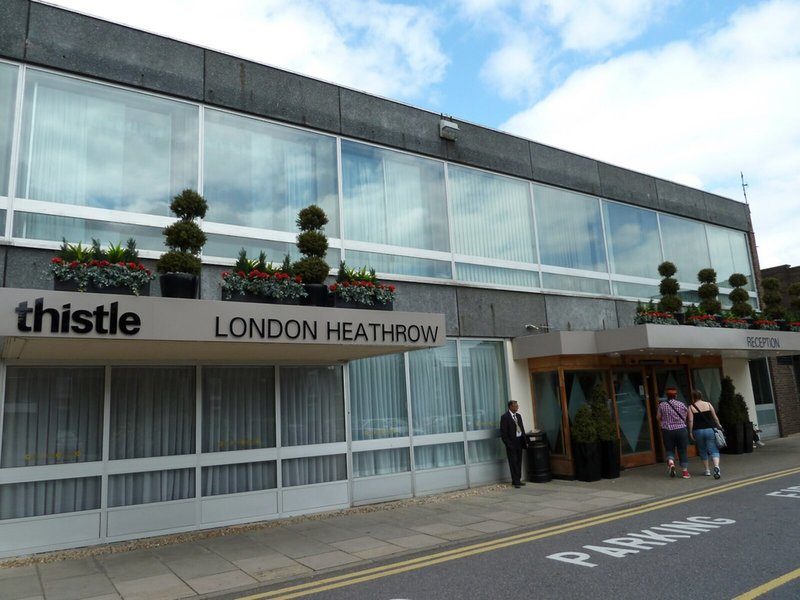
[658,261,682,313]
[156,189,208,275]
[788,282,800,322]
[761,277,786,320]
[293,204,330,284]
[571,404,598,444]
[728,273,754,318]
[697,268,722,316]
[717,376,746,426]
[590,383,617,441]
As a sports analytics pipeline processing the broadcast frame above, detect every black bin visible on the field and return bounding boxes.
[526,431,552,483]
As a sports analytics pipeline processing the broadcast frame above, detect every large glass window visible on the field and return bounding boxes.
[204,109,338,233]
[349,354,408,441]
[108,468,194,507]
[408,342,462,436]
[17,69,197,215]
[413,442,464,470]
[282,455,347,487]
[342,140,449,251]
[0,477,100,519]
[603,201,661,277]
[449,165,536,263]
[0,62,18,196]
[532,371,564,455]
[461,340,507,431]
[534,184,606,272]
[202,461,277,496]
[202,367,275,452]
[707,225,753,290]
[280,366,344,446]
[659,214,710,282]
[2,367,104,468]
[353,448,410,478]
[109,367,195,459]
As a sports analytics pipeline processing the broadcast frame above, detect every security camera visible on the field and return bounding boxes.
[525,324,538,331]
[439,119,459,141]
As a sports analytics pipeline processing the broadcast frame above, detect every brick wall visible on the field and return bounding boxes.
[769,357,800,436]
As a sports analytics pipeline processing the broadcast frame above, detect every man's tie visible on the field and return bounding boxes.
[514,413,521,434]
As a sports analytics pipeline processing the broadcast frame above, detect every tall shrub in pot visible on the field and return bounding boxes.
[156,189,208,298]
[590,383,620,479]
[571,405,601,482]
[293,204,331,306]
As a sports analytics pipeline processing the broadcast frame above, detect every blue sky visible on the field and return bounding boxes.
[44,0,800,271]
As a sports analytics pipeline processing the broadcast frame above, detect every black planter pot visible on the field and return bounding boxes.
[89,282,151,296]
[572,441,602,482]
[743,421,755,453]
[159,273,198,299]
[722,422,745,454]
[53,279,82,292]
[600,439,621,479]
[223,290,301,305]
[333,296,394,311]
[302,283,331,307]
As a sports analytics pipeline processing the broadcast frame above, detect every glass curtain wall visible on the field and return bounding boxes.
[0,62,17,198]
[0,64,756,303]
[15,70,197,244]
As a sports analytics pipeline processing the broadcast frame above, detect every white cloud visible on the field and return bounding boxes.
[501,0,800,267]
[42,0,448,99]
[540,0,675,52]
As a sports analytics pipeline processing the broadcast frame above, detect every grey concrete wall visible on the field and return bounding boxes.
[545,295,619,332]
[455,288,547,338]
[392,281,459,337]
[0,0,751,233]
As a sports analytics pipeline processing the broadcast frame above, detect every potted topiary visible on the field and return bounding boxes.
[571,404,601,482]
[717,376,747,454]
[329,261,396,310]
[761,277,787,328]
[293,204,331,306]
[590,383,620,479]
[220,249,307,304]
[727,273,754,321]
[697,268,722,317]
[658,261,683,322]
[156,189,208,298]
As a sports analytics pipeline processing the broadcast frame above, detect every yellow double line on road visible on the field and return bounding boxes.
[238,466,800,599]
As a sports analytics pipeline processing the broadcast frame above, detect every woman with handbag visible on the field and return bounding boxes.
[687,390,723,479]
[656,387,691,479]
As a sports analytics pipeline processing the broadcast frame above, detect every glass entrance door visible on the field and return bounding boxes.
[611,369,655,467]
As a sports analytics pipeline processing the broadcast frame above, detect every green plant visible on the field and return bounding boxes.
[220,249,307,301]
[156,189,208,275]
[590,383,617,441]
[728,273,754,318]
[697,268,722,315]
[329,261,396,306]
[293,204,330,284]
[658,261,682,313]
[761,277,786,320]
[717,376,748,425]
[788,282,800,321]
[571,404,598,444]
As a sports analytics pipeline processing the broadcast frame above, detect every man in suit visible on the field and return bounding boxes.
[500,400,529,488]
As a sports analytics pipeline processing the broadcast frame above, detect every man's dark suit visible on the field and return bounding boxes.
[500,410,528,486]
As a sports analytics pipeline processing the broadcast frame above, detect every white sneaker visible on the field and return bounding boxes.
[703,470,711,476]
[713,466,721,479]
[756,441,765,447]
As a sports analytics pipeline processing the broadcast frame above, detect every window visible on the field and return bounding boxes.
[17,70,197,215]
[408,342,462,436]
[461,340,507,431]
[204,109,338,233]
[707,225,753,290]
[280,366,344,446]
[603,201,661,278]
[2,367,104,468]
[659,214,710,282]
[534,184,606,272]
[0,477,100,519]
[0,62,17,196]
[109,367,195,459]
[342,140,449,251]
[349,354,408,441]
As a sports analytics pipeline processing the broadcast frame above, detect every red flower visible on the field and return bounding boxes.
[51,257,64,264]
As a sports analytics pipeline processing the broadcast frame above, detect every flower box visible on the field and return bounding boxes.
[789,322,800,333]
[751,319,779,331]
[634,311,678,325]
[721,318,750,329]
[221,269,307,304]
[686,314,721,327]
[334,296,394,311]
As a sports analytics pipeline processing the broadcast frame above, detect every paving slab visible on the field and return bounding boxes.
[294,550,362,571]
[97,552,171,582]
[0,573,44,600]
[386,533,445,549]
[38,558,101,581]
[185,569,257,595]
[39,573,118,600]
[112,573,195,600]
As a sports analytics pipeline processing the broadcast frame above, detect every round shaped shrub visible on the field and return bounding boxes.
[728,273,748,288]
[659,278,679,296]
[658,261,677,278]
[293,256,330,284]
[156,251,202,275]
[162,221,207,254]
[296,205,328,231]
[296,231,329,257]
[697,268,717,284]
[170,189,208,221]
[660,295,683,313]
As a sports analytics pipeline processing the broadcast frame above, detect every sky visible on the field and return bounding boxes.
[42,0,800,269]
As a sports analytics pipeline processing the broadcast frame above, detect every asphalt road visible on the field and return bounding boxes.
[224,468,800,600]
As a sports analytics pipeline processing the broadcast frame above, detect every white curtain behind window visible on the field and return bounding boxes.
[2,367,104,468]
[108,469,194,507]
[349,354,408,441]
[0,477,100,519]
[109,367,195,460]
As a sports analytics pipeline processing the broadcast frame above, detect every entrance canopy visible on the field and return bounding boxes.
[513,324,800,361]
[0,288,445,363]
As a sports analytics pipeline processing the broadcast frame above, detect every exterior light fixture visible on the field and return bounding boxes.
[439,118,459,141]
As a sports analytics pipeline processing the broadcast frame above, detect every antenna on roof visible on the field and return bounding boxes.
[740,171,749,204]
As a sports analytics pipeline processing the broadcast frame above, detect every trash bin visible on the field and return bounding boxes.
[526,430,552,483]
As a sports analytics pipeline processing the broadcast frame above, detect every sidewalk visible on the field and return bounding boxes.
[2,435,798,600]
